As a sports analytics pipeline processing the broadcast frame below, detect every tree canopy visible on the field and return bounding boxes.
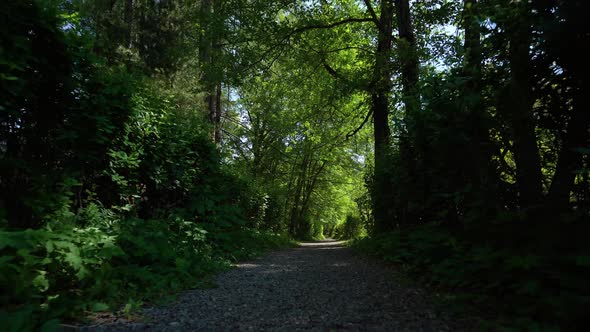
[1,0,588,330]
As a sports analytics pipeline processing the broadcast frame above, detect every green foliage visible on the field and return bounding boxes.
[353,222,590,331]
[0,212,123,329]
[0,205,291,330]
[334,214,365,240]
[0,0,136,228]
[2,0,588,331]
[0,2,294,330]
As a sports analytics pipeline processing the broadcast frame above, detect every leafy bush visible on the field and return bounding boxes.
[335,214,365,240]
[0,221,122,330]
[353,222,590,331]
[0,208,292,331]
[0,7,293,328]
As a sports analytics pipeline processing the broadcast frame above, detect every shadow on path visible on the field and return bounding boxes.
[89,238,459,331]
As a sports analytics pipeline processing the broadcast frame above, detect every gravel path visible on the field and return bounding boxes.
[86,240,461,331]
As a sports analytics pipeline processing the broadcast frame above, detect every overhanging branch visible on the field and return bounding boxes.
[346,108,373,140]
[239,18,375,75]
[322,60,348,82]
[363,0,381,29]
[288,17,374,37]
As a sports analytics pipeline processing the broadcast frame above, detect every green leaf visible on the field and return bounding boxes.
[91,302,110,312]
[46,241,54,254]
[33,272,49,292]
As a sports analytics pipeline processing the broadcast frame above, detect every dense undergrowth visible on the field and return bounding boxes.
[0,2,294,330]
[0,212,292,331]
[353,217,590,332]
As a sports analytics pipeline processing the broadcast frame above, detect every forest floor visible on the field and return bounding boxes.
[81,240,466,331]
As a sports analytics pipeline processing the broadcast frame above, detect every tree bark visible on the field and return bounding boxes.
[394,0,420,228]
[507,9,543,208]
[124,0,133,48]
[371,0,394,233]
[289,148,310,236]
[544,0,590,211]
[394,0,419,117]
[548,97,590,210]
[199,0,222,143]
[462,0,497,212]
[214,82,222,143]
[463,0,481,77]
[463,0,483,193]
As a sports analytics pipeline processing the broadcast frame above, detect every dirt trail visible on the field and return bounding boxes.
[86,240,460,331]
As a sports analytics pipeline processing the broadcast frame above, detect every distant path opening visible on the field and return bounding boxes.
[297,239,347,248]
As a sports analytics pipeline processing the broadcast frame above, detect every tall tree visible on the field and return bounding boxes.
[391,0,420,229]
[366,0,395,232]
[461,0,496,210]
[544,1,590,210]
[394,0,419,117]
[199,0,223,143]
[504,2,543,207]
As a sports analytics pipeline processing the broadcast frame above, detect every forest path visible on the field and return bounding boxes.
[88,240,460,331]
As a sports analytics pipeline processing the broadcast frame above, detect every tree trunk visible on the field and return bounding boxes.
[299,161,327,220]
[394,0,420,228]
[463,0,483,167]
[297,160,326,238]
[463,0,481,77]
[548,96,590,210]
[199,0,222,143]
[544,0,590,211]
[371,0,394,233]
[462,0,482,198]
[211,0,223,143]
[289,149,310,236]
[214,82,222,143]
[394,0,419,117]
[507,10,543,208]
[462,0,496,213]
[124,0,133,48]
